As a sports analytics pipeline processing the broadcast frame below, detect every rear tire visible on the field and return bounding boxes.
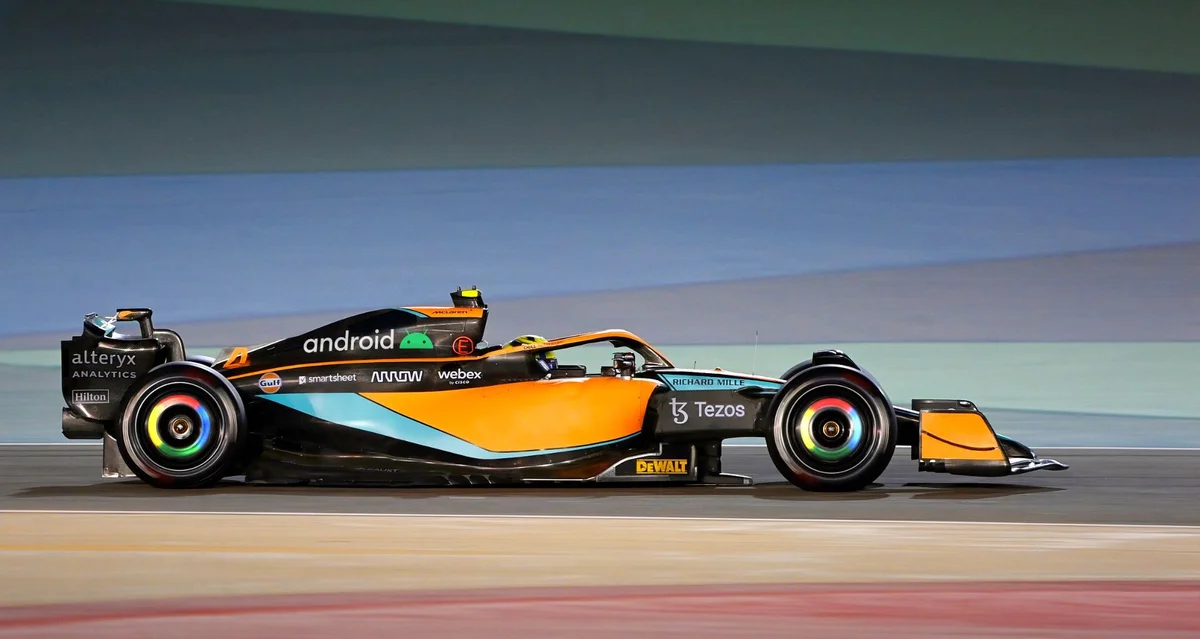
[116,361,246,489]
[765,366,896,491]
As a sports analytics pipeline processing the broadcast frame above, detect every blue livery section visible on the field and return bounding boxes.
[260,392,637,459]
[659,373,783,392]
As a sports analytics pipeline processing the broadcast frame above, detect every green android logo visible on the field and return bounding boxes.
[398,330,434,350]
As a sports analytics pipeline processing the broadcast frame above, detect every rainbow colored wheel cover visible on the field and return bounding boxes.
[145,394,213,459]
[798,397,864,462]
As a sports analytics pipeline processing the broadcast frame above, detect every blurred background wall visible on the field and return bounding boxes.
[1,0,1198,441]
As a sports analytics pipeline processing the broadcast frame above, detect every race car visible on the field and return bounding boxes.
[60,286,1067,491]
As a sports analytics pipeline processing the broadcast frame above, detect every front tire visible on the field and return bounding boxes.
[116,361,246,489]
[765,367,896,491]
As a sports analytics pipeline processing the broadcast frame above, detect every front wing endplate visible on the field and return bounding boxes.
[912,399,1068,477]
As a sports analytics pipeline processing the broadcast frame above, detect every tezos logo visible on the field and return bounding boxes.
[258,372,282,394]
[668,398,746,424]
[439,369,481,385]
[669,398,689,424]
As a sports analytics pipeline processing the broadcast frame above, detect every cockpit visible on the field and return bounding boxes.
[524,339,668,380]
[543,352,638,379]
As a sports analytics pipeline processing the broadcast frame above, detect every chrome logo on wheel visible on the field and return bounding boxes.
[796,396,864,462]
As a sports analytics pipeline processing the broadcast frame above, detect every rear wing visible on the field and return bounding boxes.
[60,308,188,437]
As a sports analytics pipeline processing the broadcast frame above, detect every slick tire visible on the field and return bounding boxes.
[765,366,897,492]
[117,361,247,489]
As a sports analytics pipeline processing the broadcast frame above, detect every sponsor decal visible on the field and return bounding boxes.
[669,397,688,423]
[660,374,783,392]
[518,337,563,350]
[298,373,358,384]
[222,347,250,369]
[438,369,481,385]
[304,329,395,354]
[635,459,689,475]
[70,351,140,378]
[668,398,746,424]
[71,369,138,379]
[452,335,475,356]
[424,308,478,317]
[72,389,110,404]
[258,372,282,394]
[71,351,136,368]
[370,371,424,383]
[302,329,435,354]
[398,330,434,350]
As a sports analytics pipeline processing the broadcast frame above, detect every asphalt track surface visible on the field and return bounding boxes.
[2,445,1197,526]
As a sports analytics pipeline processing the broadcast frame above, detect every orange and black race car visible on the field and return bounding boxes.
[60,287,1067,491]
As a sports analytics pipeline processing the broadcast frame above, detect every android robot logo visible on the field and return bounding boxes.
[398,330,434,350]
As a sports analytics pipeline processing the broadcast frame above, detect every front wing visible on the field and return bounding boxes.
[901,399,1068,476]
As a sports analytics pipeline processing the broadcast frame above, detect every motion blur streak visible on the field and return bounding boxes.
[1,512,1198,637]
[3,1,1199,636]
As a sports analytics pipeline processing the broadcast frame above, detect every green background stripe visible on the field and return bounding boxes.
[166,0,1200,74]
[9,342,1199,418]
[660,343,1200,419]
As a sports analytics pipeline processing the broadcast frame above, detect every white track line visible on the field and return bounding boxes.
[5,442,1200,451]
[723,443,1200,451]
[1,509,1197,530]
[0,442,99,446]
[1033,446,1200,451]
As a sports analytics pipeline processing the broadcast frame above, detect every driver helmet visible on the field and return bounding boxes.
[509,334,557,369]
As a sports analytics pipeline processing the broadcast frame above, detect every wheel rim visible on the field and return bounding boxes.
[145,393,215,461]
[127,380,228,477]
[778,381,882,476]
[796,396,864,462]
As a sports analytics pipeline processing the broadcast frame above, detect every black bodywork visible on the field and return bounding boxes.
[61,288,1062,489]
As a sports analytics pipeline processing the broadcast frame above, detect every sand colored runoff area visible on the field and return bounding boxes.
[1,511,1199,608]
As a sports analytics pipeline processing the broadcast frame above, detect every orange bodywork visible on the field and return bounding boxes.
[406,307,486,318]
[481,329,673,364]
[918,411,1006,462]
[226,329,673,381]
[362,377,660,453]
[221,347,251,370]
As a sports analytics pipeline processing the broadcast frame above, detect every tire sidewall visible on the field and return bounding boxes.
[117,363,244,488]
[766,367,896,491]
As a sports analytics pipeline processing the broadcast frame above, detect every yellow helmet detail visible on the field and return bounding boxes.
[509,335,557,367]
[509,334,547,347]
